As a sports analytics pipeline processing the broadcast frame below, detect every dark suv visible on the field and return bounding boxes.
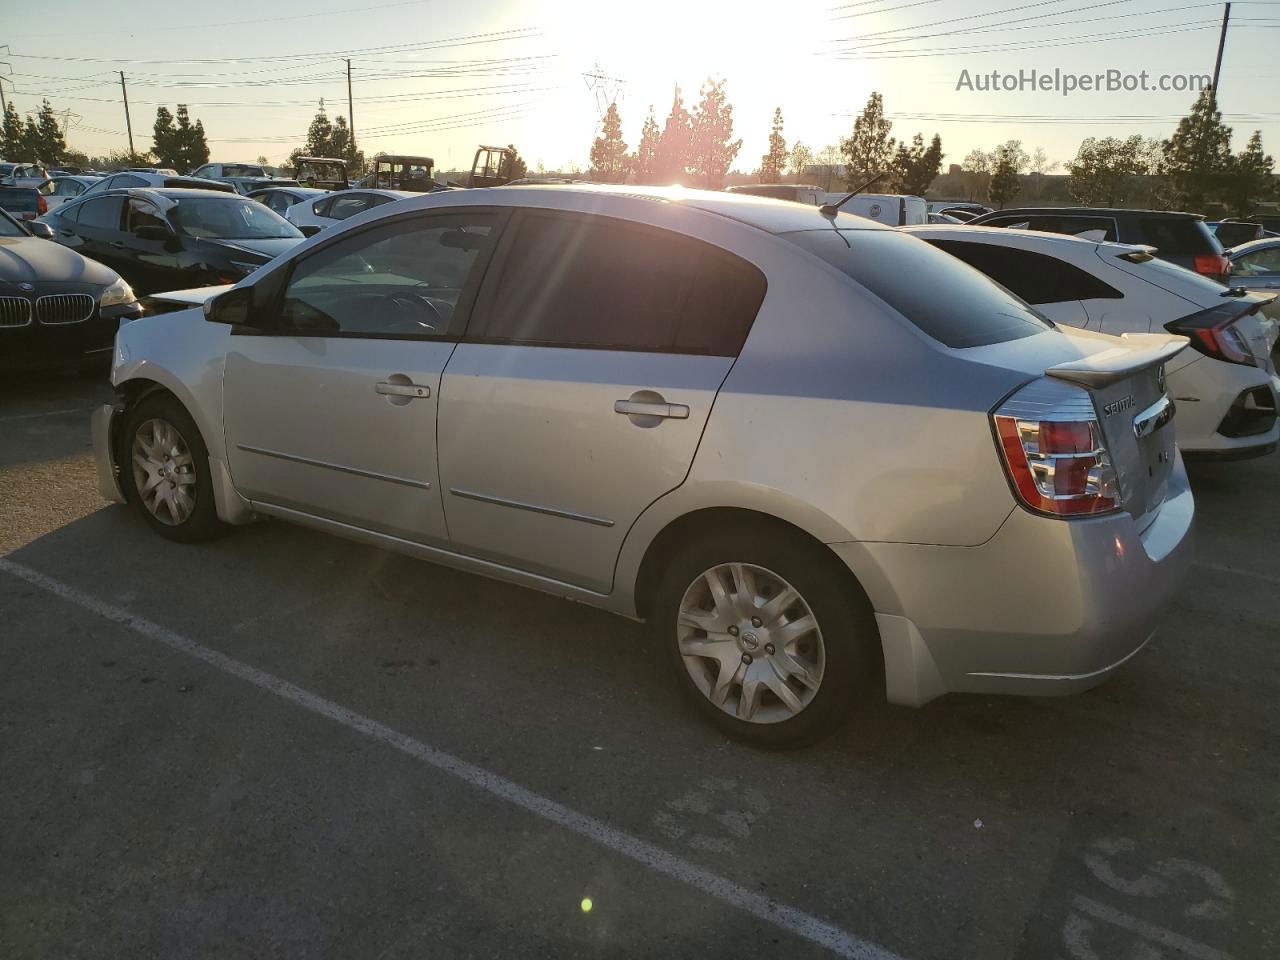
[969,207,1230,283]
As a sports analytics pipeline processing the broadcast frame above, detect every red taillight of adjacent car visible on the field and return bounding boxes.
[993,383,1120,517]
[1193,253,1230,281]
[1165,303,1258,366]
[36,194,47,215]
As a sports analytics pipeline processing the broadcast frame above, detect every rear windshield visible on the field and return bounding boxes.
[784,229,1052,347]
[0,188,39,213]
[1140,217,1223,255]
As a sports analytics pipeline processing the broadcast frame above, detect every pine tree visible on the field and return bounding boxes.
[654,87,692,184]
[840,91,895,189]
[988,144,1022,209]
[892,133,944,196]
[21,117,41,165]
[760,107,787,183]
[1225,130,1274,216]
[589,101,628,183]
[0,102,24,160]
[167,105,209,174]
[329,116,364,171]
[688,78,741,190]
[632,108,661,184]
[152,106,177,169]
[1162,91,1234,208]
[33,100,66,165]
[500,144,527,180]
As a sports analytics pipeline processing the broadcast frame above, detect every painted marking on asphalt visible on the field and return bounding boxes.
[0,557,903,960]
[1071,896,1234,960]
[1193,561,1280,587]
[0,406,94,423]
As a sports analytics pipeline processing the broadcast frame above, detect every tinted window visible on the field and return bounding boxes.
[1033,216,1117,242]
[926,239,1122,304]
[0,188,40,214]
[222,164,266,178]
[312,197,332,217]
[1139,218,1222,255]
[279,212,499,337]
[328,195,371,221]
[112,174,147,188]
[472,211,766,356]
[77,196,124,230]
[125,197,167,232]
[1233,247,1280,275]
[0,210,25,237]
[170,197,300,239]
[787,229,1051,347]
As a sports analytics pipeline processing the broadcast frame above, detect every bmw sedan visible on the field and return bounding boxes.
[92,185,1194,746]
[0,207,140,373]
[42,188,305,295]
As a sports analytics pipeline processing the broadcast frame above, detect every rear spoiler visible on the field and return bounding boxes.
[1046,334,1188,388]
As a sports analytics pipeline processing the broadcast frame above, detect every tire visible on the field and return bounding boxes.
[119,393,225,543]
[651,525,880,748]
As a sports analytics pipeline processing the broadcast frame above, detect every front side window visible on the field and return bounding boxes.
[76,196,124,230]
[277,212,500,337]
[470,211,766,355]
[126,198,167,232]
[169,197,301,240]
[0,211,25,237]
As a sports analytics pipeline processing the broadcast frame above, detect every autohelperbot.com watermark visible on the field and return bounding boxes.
[956,68,1211,97]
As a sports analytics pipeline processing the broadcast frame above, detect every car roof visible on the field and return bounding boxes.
[977,206,1204,221]
[1226,237,1280,256]
[121,187,253,200]
[453,183,889,234]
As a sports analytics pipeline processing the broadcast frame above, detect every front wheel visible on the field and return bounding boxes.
[120,393,225,543]
[652,527,880,748]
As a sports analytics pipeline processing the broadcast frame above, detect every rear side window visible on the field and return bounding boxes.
[926,239,1122,304]
[312,197,332,217]
[470,211,766,356]
[328,195,369,220]
[1139,218,1222,255]
[1033,216,1117,242]
[77,196,124,230]
[112,174,147,188]
[787,229,1052,347]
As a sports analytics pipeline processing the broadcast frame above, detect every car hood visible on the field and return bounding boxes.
[197,236,302,260]
[0,235,116,287]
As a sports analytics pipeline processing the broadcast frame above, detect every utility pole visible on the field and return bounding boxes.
[0,78,7,114]
[119,71,134,156]
[345,58,355,153]
[1212,2,1231,95]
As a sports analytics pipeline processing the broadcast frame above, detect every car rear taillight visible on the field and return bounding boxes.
[1165,303,1258,366]
[36,194,47,215]
[992,380,1120,518]
[1193,253,1230,281]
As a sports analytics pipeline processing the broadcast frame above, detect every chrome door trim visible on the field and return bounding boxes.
[235,443,432,490]
[1132,395,1175,440]
[448,487,615,527]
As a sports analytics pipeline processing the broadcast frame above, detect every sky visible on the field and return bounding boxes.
[1,0,1277,176]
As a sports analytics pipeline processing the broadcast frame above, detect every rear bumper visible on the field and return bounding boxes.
[833,453,1195,706]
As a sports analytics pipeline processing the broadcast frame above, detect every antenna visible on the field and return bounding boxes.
[820,171,887,217]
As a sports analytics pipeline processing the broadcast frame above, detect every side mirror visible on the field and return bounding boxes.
[26,221,54,240]
[135,224,173,242]
[203,285,254,326]
[300,224,322,238]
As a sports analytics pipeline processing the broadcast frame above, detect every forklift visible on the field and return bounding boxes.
[372,155,440,193]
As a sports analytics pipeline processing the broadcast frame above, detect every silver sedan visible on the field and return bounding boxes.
[93,185,1195,746]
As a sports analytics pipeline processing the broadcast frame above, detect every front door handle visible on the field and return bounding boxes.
[375,381,430,399]
[614,399,689,419]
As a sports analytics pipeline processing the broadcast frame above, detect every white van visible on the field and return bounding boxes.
[726,184,824,205]
[821,193,928,226]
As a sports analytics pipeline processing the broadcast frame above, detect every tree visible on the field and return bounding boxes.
[654,87,692,184]
[589,101,628,183]
[760,107,787,183]
[328,115,364,172]
[152,106,177,169]
[1067,136,1144,206]
[997,139,1029,175]
[1225,131,1274,216]
[988,143,1022,209]
[33,100,66,165]
[840,91,895,189]
[172,105,209,173]
[500,143,527,180]
[788,141,813,180]
[688,78,741,190]
[960,148,992,201]
[1163,90,1234,209]
[289,103,335,168]
[1029,147,1057,177]
[632,107,661,184]
[815,143,842,191]
[0,102,24,160]
[892,132,944,196]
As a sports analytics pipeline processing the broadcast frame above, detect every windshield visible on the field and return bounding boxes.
[169,197,302,240]
[223,164,266,178]
[786,228,1053,348]
[0,209,26,236]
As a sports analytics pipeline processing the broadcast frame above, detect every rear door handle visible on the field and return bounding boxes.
[614,399,689,419]
[375,381,430,398]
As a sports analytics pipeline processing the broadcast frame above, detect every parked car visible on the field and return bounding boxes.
[248,186,328,217]
[0,162,52,188]
[824,193,928,226]
[93,185,1194,746]
[927,201,991,220]
[969,207,1231,283]
[928,212,963,224]
[1247,212,1280,235]
[125,167,179,175]
[284,188,412,232]
[1227,237,1280,329]
[190,162,269,181]
[76,172,235,201]
[37,175,102,211]
[905,224,1278,459]
[41,188,305,295]
[0,185,47,221]
[726,184,824,205]
[0,206,141,373]
[1211,220,1266,248]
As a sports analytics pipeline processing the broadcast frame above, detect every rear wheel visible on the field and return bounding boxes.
[120,394,224,543]
[652,526,879,747]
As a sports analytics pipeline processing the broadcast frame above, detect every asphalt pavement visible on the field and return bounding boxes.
[1,372,1277,960]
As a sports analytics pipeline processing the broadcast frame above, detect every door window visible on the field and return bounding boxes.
[311,197,333,217]
[327,194,372,221]
[926,239,1122,305]
[1234,247,1280,275]
[76,196,124,230]
[278,211,500,337]
[111,174,148,189]
[125,197,167,232]
[470,211,766,356]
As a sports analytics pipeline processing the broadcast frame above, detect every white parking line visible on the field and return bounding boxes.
[1072,896,1234,960]
[0,557,904,960]
[0,407,94,423]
